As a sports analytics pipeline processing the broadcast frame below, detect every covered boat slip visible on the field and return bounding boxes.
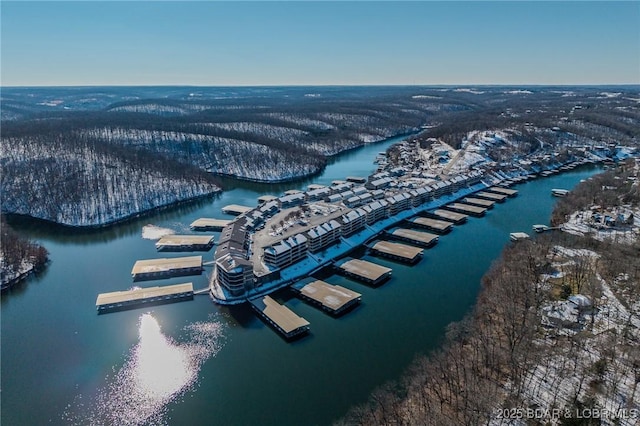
[444,202,487,217]
[96,282,194,313]
[155,235,214,251]
[389,228,439,248]
[190,218,231,231]
[222,204,253,215]
[335,258,392,286]
[488,186,518,197]
[131,255,203,280]
[408,216,453,233]
[370,240,423,264]
[462,197,495,209]
[250,296,310,339]
[431,209,468,224]
[475,191,508,202]
[292,277,361,315]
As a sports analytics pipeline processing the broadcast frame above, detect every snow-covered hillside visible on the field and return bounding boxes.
[1,134,221,226]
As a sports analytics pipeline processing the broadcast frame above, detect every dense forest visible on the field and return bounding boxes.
[338,163,640,425]
[2,85,638,227]
[0,215,48,288]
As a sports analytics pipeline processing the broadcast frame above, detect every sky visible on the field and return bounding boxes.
[1,1,639,86]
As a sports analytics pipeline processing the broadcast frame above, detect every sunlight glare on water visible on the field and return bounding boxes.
[67,313,225,425]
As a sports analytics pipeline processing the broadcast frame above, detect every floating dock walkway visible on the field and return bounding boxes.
[431,209,468,224]
[445,202,487,217]
[96,283,194,313]
[250,296,310,339]
[291,278,362,315]
[131,256,202,281]
[488,187,518,197]
[475,191,508,202]
[462,197,495,209]
[221,204,253,215]
[389,228,439,248]
[408,216,453,233]
[155,235,214,251]
[190,218,231,231]
[336,258,392,286]
[370,240,423,264]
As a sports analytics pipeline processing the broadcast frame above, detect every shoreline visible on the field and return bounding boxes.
[210,179,495,305]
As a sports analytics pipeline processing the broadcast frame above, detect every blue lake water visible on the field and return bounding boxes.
[1,136,600,425]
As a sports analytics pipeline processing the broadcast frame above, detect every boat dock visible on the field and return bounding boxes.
[445,203,487,217]
[346,176,367,184]
[291,278,362,315]
[475,191,508,202]
[155,235,214,251]
[131,255,202,281]
[462,197,495,209]
[389,228,439,248]
[510,232,530,242]
[190,218,231,231]
[96,282,194,313]
[408,217,453,233]
[432,209,468,224]
[258,195,278,204]
[222,204,253,215]
[250,296,310,339]
[488,186,518,197]
[335,258,392,286]
[370,240,423,264]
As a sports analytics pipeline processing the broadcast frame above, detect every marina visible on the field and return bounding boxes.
[250,296,310,339]
[475,191,508,202]
[291,278,362,315]
[95,283,194,313]
[335,258,392,286]
[488,186,518,197]
[221,204,253,215]
[408,216,453,233]
[370,240,423,264]
[131,255,203,280]
[445,202,487,217]
[389,228,439,248]
[462,197,495,209]
[155,235,214,251]
[431,209,468,224]
[190,218,231,231]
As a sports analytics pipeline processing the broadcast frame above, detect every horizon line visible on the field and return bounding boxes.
[3,83,640,89]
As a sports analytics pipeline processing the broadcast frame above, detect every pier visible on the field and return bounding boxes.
[222,204,253,215]
[475,191,508,202]
[258,195,278,204]
[408,217,453,233]
[250,296,310,339]
[445,202,487,217]
[291,278,362,315]
[432,209,468,224]
[346,176,367,184]
[462,197,495,209]
[370,241,423,264]
[488,186,518,197]
[96,282,194,313]
[389,228,439,248]
[509,232,530,242]
[131,255,202,281]
[336,258,392,286]
[155,235,214,251]
[190,218,231,231]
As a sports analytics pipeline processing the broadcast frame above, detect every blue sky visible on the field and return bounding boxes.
[1,1,639,86]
